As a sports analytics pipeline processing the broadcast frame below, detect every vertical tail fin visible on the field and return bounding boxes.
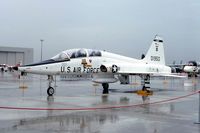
[143,35,166,65]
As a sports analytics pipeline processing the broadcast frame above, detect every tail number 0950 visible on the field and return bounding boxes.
[151,56,160,61]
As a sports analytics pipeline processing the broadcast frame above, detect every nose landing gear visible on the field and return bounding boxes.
[47,87,55,96]
[47,75,55,96]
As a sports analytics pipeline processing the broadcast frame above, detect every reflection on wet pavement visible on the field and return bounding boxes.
[0,72,200,133]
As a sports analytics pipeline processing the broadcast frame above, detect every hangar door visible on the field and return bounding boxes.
[0,52,7,64]
[0,52,24,65]
[15,52,24,65]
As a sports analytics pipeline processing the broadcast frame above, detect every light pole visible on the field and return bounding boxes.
[40,39,44,61]
[40,39,44,96]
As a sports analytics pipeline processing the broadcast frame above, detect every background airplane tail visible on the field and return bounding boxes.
[143,35,166,65]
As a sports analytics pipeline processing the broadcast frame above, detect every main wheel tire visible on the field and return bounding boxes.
[102,83,109,94]
[47,87,54,96]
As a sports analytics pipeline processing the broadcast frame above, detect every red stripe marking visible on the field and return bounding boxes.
[0,91,199,111]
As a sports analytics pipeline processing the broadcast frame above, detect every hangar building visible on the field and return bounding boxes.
[0,46,33,66]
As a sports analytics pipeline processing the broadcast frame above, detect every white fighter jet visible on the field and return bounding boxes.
[182,61,200,77]
[170,61,200,77]
[13,36,177,96]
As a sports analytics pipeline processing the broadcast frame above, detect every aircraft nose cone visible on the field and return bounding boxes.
[12,66,18,71]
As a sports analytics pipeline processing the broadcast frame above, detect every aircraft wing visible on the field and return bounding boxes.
[93,63,186,84]
[151,73,187,78]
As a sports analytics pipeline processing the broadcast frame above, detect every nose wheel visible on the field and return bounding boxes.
[47,75,55,96]
[47,87,55,96]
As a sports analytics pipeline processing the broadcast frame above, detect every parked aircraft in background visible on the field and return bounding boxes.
[170,61,200,77]
[0,63,21,72]
[13,35,181,96]
[0,64,8,72]
[183,61,200,77]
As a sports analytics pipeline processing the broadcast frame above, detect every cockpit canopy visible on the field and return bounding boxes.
[187,61,197,66]
[51,48,102,61]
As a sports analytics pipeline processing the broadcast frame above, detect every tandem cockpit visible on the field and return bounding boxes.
[19,49,102,67]
[51,48,102,61]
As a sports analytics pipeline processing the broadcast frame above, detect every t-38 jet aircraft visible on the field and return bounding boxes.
[14,36,179,96]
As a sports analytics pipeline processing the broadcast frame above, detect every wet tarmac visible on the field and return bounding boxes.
[0,72,200,133]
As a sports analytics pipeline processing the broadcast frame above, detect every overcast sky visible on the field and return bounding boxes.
[0,0,199,64]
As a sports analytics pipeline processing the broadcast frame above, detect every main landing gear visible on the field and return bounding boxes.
[47,75,55,96]
[102,83,109,94]
[137,74,153,96]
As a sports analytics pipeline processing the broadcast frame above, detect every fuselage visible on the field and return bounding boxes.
[183,61,199,74]
[18,48,171,76]
[183,66,198,73]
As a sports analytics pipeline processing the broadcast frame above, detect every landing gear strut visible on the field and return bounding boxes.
[102,83,109,94]
[47,75,55,96]
[137,74,153,96]
[141,74,150,90]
